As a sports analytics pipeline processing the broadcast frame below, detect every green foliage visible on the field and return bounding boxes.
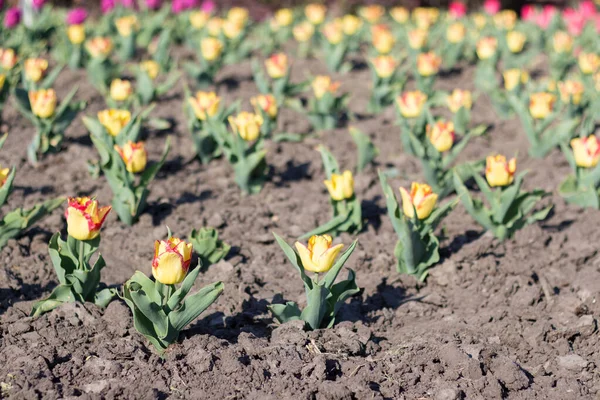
[188,227,231,269]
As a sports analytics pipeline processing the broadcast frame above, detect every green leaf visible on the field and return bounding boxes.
[301,284,330,330]
[349,126,378,173]
[169,281,224,331]
[30,284,75,317]
[322,240,357,290]
[273,232,312,290]
[167,264,201,310]
[269,302,302,324]
[317,145,340,178]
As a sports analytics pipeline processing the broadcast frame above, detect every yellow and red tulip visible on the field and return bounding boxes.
[412,7,439,29]
[342,14,362,36]
[485,155,516,187]
[322,19,344,45]
[98,109,131,137]
[506,31,526,53]
[229,111,264,141]
[140,60,160,80]
[293,21,315,42]
[227,7,249,26]
[24,58,48,83]
[65,197,111,241]
[397,91,428,118]
[472,13,487,30]
[503,68,529,91]
[578,52,600,75]
[188,91,220,121]
[115,141,147,173]
[67,24,86,44]
[558,80,584,105]
[529,92,556,119]
[251,94,278,119]
[390,7,409,24]
[29,89,57,118]
[0,48,18,70]
[427,121,455,152]
[85,37,113,58]
[206,17,224,37]
[110,79,132,102]
[408,29,428,50]
[223,19,244,39]
[552,31,572,53]
[476,37,498,60]
[115,15,140,37]
[312,75,340,99]
[493,10,517,30]
[0,165,9,188]
[416,52,442,76]
[371,24,395,54]
[400,182,438,219]
[371,55,396,78]
[295,234,344,273]
[200,37,223,61]
[152,237,193,285]
[446,89,472,113]
[265,53,288,79]
[324,170,354,201]
[274,8,294,27]
[359,4,385,24]
[446,22,466,44]
[571,136,600,168]
[305,3,327,25]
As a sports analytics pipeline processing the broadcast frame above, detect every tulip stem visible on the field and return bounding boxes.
[78,240,85,269]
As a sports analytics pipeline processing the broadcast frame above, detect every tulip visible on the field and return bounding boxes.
[206,17,223,36]
[476,37,497,60]
[188,91,220,121]
[449,2,467,19]
[4,7,20,29]
[29,89,57,119]
[503,68,528,91]
[446,22,466,43]
[400,182,438,220]
[152,237,193,285]
[145,0,162,10]
[558,80,584,106]
[98,109,131,137]
[371,24,394,54]
[101,0,115,13]
[552,31,572,53]
[115,141,147,173]
[529,92,556,119]
[295,235,344,273]
[397,91,428,118]
[115,15,140,37]
[485,155,516,187]
[0,165,9,188]
[324,170,354,201]
[228,112,263,141]
[493,10,517,30]
[85,37,113,58]
[322,19,344,45]
[578,52,600,74]
[66,8,87,25]
[265,53,288,79]
[190,10,210,29]
[342,14,362,36]
[312,75,340,99]
[506,31,526,53]
[484,0,501,15]
[408,29,428,50]
[446,89,472,113]
[412,7,439,29]
[472,13,487,30]
[359,4,385,24]
[24,58,49,83]
[571,136,600,168]
[0,74,5,91]
[227,7,248,26]
[274,8,293,27]
[305,3,327,25]
[251,94,278,119]
[223,19,243,39]
[293,21,315,42]
[68,25,86,44]
[140,60,160,80]
[427,121,455,152]
[390,7,409,24]
[110,79,132,102]
[371,55,396,78]
[416,52,442,76]
[65,197,111,241]
[200,37,223,62]
[0,48,17,70]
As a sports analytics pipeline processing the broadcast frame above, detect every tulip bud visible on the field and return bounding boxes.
[408,29,428,50]
[85,37,113,58]
[251,94,278,119]
[227,7,249,26]
[446,22,466,43]
[322,19,344,45]
[371,55,396,78]
[98,109,131,137]
[390,7,409,24]
[24,58,49,83]
[274,8,293,27]
[571,136,600,168]
[476,37,497,60]
[552,31,572,53]
[416,52,442,76]
[484,0,501,15]
[228,112,263,141]
[558,80,584,105]
[312,75,340,99]
[359,4,385,24]
[506,31,526,53]
[0,48,18,70]
[0,165,9,188]
[66,8,88,25]
[115,15,140,37]
[529,92,556,119]
[67,24,86,45]
[265,53,288,79]
[493,10,517,30]
[110,79,132,102]
[427,121,455,152]
[396,91,428,118]
[115,141,147,173]
[188,91,220,121]
[4,7,21,29]
[152,237,193,285]
[371,24,395,54]
[400,182,438,219]
[295,235,344,273]
[472,13,487,30]
[446,89,472,113]
[207,17,224,37]
[485,155,516,187]
[342,14,362,35]
[190,10,210,29]
[293,21,314,42]
[503,68,529,91]
[413,7,439,29]
[140,60,160,80]
[223,19,244,39]
[65,197,111,241]
[29,89,57,119]
[305,3,327,25]
[200,37,223,62]
[324,170,354,201]
[578,52,599,75]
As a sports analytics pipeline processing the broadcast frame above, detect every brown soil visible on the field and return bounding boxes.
[1,50,599,400]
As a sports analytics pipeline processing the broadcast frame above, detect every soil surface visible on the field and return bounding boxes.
[1,47,599,400]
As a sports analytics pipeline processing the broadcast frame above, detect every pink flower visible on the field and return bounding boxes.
[580,1,597,16]
[201,0,215,14]
[32,0,45,10]
[120,0,137,9]
[145,0,162,9]
[563,8,586,36]
[539,5,557,29]
[172,0,198,13]
[449,2,467,18]
[4,7,20,28]
[101,0,115,14]
[483,0,500,15]
[66,8,87,25]
[521,5,535,22]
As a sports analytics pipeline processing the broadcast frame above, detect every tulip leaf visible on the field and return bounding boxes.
[40,65,64,90]
[273,232,312,290]
[0,132,8,150]
[0,167,15,208]
[169,281,224,332]
[322,240,357,290]
[167,264,201,311]
[453,171,495,232]
[130,287,169,339]
[328,269,359,322]
[496,171,527,224]
[30,284,75,317]
[139,137,171,188]
[269,302,302,324]
[349,127,378,173]
[317,145,340,178]
[424,199,459,232]
[301,284,330,330]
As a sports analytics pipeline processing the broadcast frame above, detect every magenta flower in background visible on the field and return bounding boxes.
[32,0,46,10]
[201,0,215,14]
[145,0,162,10]
[4,7,21,28]
[66,8,87,25]
[483,0,501,15]
[120,0,137,9]
[101,0,116,14]
[0,0,4,10]
[172,0,198,14]
[448,2,467,18]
